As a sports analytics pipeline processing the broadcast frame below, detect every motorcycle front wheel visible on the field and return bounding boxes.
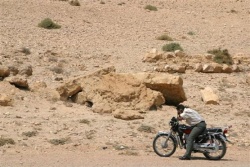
[153,134,177,157]
[203,137,227,160]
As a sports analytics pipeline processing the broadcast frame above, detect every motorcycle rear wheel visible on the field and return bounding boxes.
[203,137,227,160]
[153,134,177,157]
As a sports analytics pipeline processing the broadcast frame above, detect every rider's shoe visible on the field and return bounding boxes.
[179,156,191,160]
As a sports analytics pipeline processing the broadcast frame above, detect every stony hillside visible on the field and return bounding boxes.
[0,0,250,166]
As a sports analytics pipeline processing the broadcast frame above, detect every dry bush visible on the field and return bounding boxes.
[162,43,183,52]
[79,119,90,125]
[0,137,15,146]
[85,130,96,139]
[22,131,38,137]
[69,0,80,6]
[207,48,233,65]
[49,137,70,145]
[137,124,155,133]
[144,5,157,11]
[38,18,61,29]
[156,34,173,41]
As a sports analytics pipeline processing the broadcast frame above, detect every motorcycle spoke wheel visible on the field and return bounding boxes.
[203,138,227,160]
[153,134,176,157]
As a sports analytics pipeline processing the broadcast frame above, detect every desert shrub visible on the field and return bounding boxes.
[207,48,233,65]
[79,119,90,125]
[38,18,61,29]
[49,137,70,145]
[50,66,64,74]
[156,34,173,41]
[187,31,195,35]
[137,125,155,133]
[162,43,183,52]
[69,0,80,6]
[22,131,37,137]
[20,47,31,55]
[144,5,157,11]
[85,130,96,139]
[100,1,105,4]
[0,137,15,146]
[118,150,139,156]
[118,2,125,5]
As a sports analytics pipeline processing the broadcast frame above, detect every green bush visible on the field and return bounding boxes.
[156,34,173,41]
[162,43,183,52]
[38,18,61,29]
[144,5,157,11]
[207,48,233,65]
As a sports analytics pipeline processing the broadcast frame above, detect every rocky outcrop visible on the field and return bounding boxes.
[200,87,219,105]
[56,67,186,119]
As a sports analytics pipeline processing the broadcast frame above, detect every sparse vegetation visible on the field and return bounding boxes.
[156,34,173,41]
[69,0,80,6]
[85,130,96,139]
[100,1,105,4]
[79,119,90,125]
[38,18,61,29]
[20,47,31,55]
[144,5,157,11]
[137,124,155,133]
[22,131,38,137]
[50,66,64,74]
[230,9,237,13]
[118,2,125,5]
[207,48,233,65]
[0,137,15,146]
[49,137,70,145]
[162,43,183,52]
[118,150,139,156]
[187,31,195,35]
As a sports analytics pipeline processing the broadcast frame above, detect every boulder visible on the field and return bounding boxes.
[194,63,203,72]
[56,67,186,119]
[5,76,29,89]
[132,73,186,105]
[222,64,233,73]
[200,87,219,105]
[0,93,12,106]
[202,64,214,73]
[0,66,10,77]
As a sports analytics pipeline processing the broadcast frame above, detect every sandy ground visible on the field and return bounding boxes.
[0,0,250,166]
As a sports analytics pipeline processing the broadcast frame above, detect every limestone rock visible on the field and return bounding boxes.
[5,76,29,88]
[0,66,10,77]
[0,93,13,106]
[194,63,203,72]
[200,87,219,105]
[222,64,233,73]
[56,67,186,119]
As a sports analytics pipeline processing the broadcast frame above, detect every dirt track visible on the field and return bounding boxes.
[1,146,250,167]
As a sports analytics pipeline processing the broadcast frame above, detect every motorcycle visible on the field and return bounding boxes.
[153,117,232,160]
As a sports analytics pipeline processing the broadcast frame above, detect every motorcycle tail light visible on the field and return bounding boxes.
[223,125,232,134]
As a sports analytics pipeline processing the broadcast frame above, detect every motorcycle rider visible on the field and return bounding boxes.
[176,104,206,160]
